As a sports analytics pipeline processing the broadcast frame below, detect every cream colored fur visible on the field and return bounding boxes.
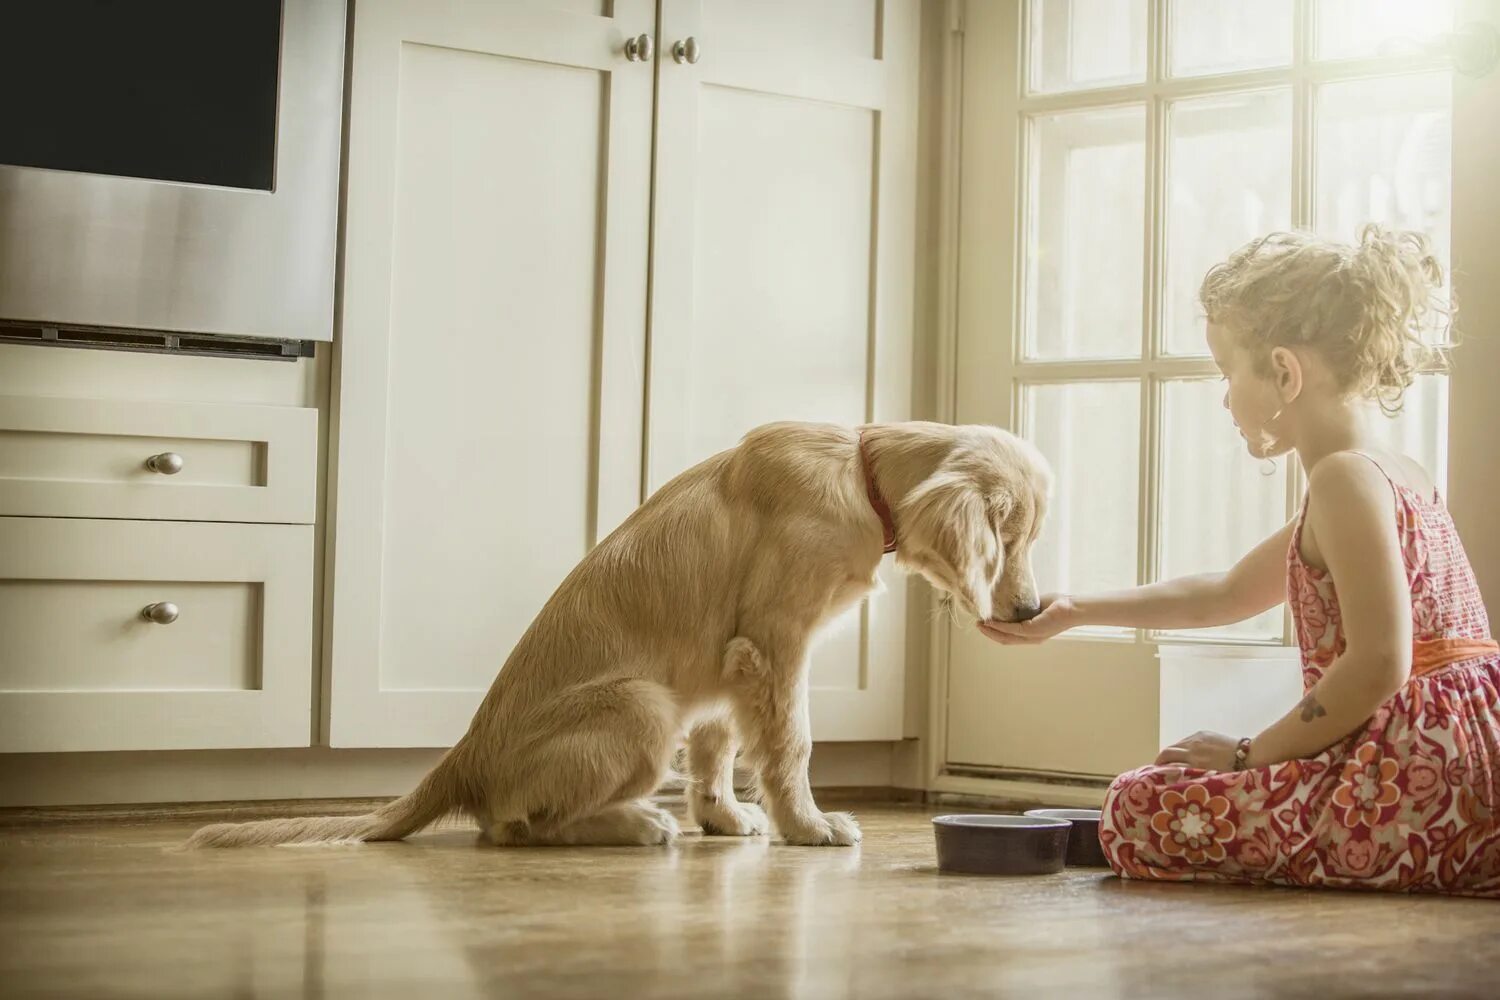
[185,421,1051,850]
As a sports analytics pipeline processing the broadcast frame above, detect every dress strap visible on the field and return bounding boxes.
[1345,449,1440,504]
[1345,450,1399,488]
[1294,450,1400,554]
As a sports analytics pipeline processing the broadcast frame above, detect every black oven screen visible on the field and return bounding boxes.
[0,1,283,190]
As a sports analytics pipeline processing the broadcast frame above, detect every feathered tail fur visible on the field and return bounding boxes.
[182,750,464,849]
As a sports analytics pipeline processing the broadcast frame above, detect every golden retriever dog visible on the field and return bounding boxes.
[187,421,1050,850]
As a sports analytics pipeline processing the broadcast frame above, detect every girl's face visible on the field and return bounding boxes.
[1207,322,1294,459]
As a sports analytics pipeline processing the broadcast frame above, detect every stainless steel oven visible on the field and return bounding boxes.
[0,0,345,350]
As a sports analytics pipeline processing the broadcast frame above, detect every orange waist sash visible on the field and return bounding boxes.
[1411,638,1500,679]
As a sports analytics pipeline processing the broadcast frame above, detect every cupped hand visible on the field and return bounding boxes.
[977,593,1076,646]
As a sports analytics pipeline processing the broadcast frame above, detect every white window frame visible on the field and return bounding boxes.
[925,0,1498,795]
[956,0,1455,649]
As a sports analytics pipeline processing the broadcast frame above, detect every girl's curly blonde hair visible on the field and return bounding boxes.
[1199,224,1452,415]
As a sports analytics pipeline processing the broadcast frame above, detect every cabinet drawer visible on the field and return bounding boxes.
[0,394,316,523]
[0,517,314,752]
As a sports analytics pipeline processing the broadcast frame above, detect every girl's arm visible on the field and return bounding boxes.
[1242,454,1413,767]
[981,519,1292,643]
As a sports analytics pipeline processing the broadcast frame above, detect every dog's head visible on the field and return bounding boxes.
[893,426,1052,625]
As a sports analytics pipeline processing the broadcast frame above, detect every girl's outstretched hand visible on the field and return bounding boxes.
[978,593,1076,645]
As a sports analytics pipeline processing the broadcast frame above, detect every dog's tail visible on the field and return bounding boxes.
[182,749,465,849]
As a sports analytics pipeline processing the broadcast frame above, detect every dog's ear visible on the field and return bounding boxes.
[986,487,1016,530]
[897,471,1000,621]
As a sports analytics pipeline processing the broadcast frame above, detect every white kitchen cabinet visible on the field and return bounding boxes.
[0,383,321,753]
[646,0,919,740]
[326,0,920,747]
[0,517,315,752]
[325,0,657,747]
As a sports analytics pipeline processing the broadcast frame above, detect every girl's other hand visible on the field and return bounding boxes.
[1154,730,1240,771]
[978,593,1076,645]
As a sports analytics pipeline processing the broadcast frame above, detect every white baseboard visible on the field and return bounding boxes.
[0,740,918,809]
[930,772,1109,810]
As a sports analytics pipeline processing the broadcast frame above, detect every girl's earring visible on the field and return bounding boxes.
[1260,457,1278,477]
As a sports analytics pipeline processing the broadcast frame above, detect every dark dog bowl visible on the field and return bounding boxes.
[1024,808,1108,867]
[932,814,1070,876]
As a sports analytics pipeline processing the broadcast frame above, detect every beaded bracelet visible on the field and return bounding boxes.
[1233,736,1254,770]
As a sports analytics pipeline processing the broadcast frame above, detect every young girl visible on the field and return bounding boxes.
[983,225,1500,896]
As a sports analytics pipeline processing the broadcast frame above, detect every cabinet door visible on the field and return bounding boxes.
[646,0,920,740]
[327,0,655,746]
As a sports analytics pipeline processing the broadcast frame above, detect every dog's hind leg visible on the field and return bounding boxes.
[476,675,682,847]
[486,800,680,846]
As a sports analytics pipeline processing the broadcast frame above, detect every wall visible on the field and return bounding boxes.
[1447,2,1500,611]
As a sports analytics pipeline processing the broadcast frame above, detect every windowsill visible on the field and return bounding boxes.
[1055,629,1295,648]
[1151,632,1291,648]
[1156,643,1303,747]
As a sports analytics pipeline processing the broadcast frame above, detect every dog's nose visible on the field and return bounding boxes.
[1011,600,1042,623]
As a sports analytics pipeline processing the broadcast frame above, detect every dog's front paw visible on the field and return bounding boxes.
[693,797,770,837]
[781,811,861,847]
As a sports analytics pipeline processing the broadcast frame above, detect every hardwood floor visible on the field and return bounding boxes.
[1,803,1495,998]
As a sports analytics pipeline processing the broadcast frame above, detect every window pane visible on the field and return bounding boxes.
[1163,89,1293,356]
[1170,0,1293,77]
[1314,0,1456,61]
[1368,373,1449,491]
[1316,72,1451,339]
[1028,0,1148,94]
[1025,106,1146,360]
[1159,380,1288,641]
[1024,381,1141,603]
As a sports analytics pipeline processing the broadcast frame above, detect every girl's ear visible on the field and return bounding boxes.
[1269,345,1304,404]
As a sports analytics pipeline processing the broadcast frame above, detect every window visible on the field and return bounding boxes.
[1011,0,1453,644]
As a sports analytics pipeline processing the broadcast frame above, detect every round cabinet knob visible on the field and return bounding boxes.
[624,32,653,62]
[145,452,184,475]
[141,601,180,625]
[672,37,701,64]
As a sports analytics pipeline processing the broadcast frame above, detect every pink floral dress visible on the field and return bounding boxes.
[1100,465,1500,896]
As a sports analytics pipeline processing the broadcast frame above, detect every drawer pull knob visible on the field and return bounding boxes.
[141,602,180,625]
[145,452,184,475]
